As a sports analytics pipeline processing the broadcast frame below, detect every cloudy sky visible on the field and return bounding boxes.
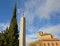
[0,0,60,46]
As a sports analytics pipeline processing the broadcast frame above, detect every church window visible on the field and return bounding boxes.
[56,43,58,46]
[48,43,50,46]
[52,43,54,46]
[40,44,41,46]
[44,43,46,46]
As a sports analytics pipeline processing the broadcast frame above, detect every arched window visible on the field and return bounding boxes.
[39,43,41,46]
[36,44,39,46]
[48,43,50,46]
[56,43,58,46]
[52,43,54,46]
[44,43,46,46]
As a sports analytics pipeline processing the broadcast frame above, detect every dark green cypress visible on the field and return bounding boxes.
[0,4,19,46]
[8,4,19,46]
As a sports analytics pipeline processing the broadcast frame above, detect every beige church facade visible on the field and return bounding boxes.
[29,32,60,46]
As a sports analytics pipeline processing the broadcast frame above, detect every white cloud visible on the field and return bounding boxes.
[39,24,60,39]
[26,24,60,46]
[26,33,38,46]
[24,0,60,19]
[18,0,60,25]
[17,0,60,45]
[0,23,9,31]
[22,0,60,34]
[37,0,60,18]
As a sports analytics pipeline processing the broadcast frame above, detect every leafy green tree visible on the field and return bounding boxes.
[0,29,9,46]
[0,31,7,46]
[0,32,3,46]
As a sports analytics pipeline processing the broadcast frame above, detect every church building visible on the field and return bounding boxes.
[29,32,60,46]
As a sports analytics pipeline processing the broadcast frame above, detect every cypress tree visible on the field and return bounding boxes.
[8,4,19,46]
[0,4,19,46]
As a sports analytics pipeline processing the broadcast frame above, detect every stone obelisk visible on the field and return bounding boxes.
[19,16,26,46]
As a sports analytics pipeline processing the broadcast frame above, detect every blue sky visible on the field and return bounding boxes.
[0,0,60,46]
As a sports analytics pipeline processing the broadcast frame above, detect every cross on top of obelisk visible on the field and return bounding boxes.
[22,10,25,17]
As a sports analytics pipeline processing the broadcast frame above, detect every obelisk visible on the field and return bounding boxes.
[19,16,26,46]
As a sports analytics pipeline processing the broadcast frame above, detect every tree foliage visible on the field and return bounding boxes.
[0,4,19,46]
[8,4,19,46]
